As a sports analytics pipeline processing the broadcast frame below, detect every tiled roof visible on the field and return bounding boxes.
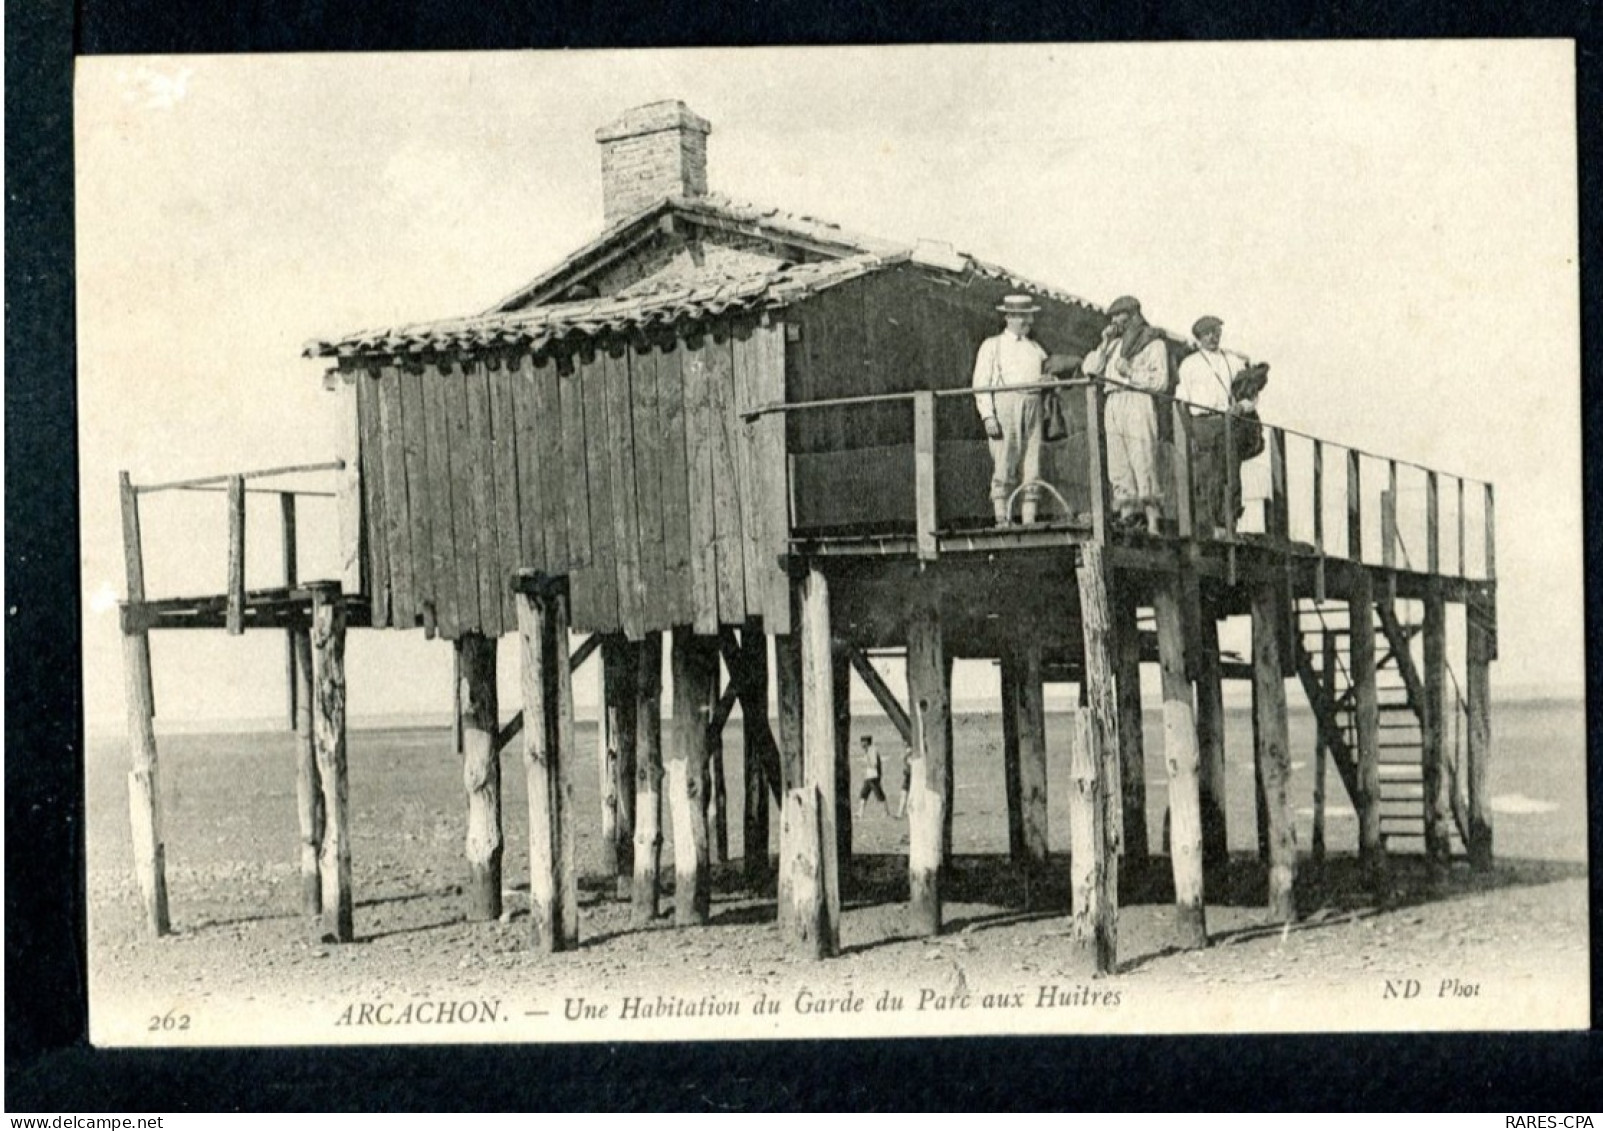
[305,194,1108,361]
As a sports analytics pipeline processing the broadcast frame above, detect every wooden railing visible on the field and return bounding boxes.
[745,378,1496,581]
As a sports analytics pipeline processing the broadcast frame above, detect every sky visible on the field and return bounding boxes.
[74,43,1582,732]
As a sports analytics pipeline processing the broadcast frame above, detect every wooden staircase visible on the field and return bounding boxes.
[1292,598,1465,853]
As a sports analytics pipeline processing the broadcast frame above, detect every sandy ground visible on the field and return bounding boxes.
[82,702,1589,1045]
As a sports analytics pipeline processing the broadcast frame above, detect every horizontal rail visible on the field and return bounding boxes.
[161,484,338,499]
[135,460,347,495]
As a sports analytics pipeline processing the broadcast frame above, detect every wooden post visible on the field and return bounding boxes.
[831,640,853,872]
[775,629,804,931]
[1252,676,1268,862]
[1171,402,1193,539]
[1192,589,1229,881]
[518,577,580,951]
[1068,708,1116,973]
[914,390,938,559]
[1083,382,1110,543]
[1224,410,1239,540]
[783,785,828,959]
[1251,579,1297,923]
[1346,448,1362,562]
[311,586,352,943]
[631,632,665,926]
[708,702,729,867]
[1153,576,1207,949]
[614,642,639,897]
[999,653,1025,860]
[669,628,718,926]
[452,647,464,755]
[226,474,246,635]
[1484,484,1497,581]
[905,589,949,937]
[1457,477,1467,577]
[1466,588,1495,870]
[1016,640,1049,865]
[1313,632,1336,869]
[1350,568,1388,890]
[292,629,322,917]
[739,626,772,887]
[798,568,841,952]
[1422,585,1450,866]
[282,493,299,729]
[457,632,501,921]
[1076,546,1124,880]
[1111,584,1149,875]
[1381,490,1397,570]
[597,636,624,886]
[1267,426,1288,542]
[119,472,169,936]
[1312,440,1325,554]
[1426,470,1440,575]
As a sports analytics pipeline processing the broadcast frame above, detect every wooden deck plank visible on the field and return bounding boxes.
[705,332,747,624]
[533,356,569,574]
[738,321,792,633]
[629,343,669,633]
[510,354,548,577]
[604,346,645,639]
[654,343,694,627]
[489,359,523,630]
[355,372,390,627]
[376,366,415,628]
[730,325,770,621]
[399,365,436,631]
[680,338,720,633]
[422,364,461,638]
[466,360,506,638]
[578,348,620,632]
[444,361,483,633]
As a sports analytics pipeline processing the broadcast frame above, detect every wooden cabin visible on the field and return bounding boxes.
[121,101,1499,969]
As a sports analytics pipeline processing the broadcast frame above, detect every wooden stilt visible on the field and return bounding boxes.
[831,640,853,874]
[1350,568,1389,891]
[452,647,464,755]
[1016,640,1049,865]
[1068,708,1116,973]
[282,493,299,730]
[739,625,772,887]
[1192,588,1229,880]
[798,568,841,952]
[1422,585,1451,866]
[518,577,579,951]
[783,785,828,959]
[999,652,1025,860]
[292,629,322,917]
[1076,546,1125,886]
[311,587,352,943]
[630,632,665,925]
[1251,579,1298,923]
[226,475,246,636]
[905,589,949,937]
[775,630,805,929]
[1252,676,1269,864]
[613,641,639,898]
[457,631,501,921]
[1466,588,1495,871]
[1111,585,1149,874]
[597,636,624,883]
[707,695,729,867]
[668,628,717,926]
[119,472,169,936]
[941,653,955,866]
[1153,575,1207,949]
[1313,632,1337,870]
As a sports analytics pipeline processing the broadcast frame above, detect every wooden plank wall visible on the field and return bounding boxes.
[352,321,789,640]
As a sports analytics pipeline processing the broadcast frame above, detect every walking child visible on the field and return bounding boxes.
[856,735,889,818]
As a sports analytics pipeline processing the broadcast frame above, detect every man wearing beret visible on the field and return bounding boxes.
[1178,315,1253,534]
[1082,295,1171,534]
[972,294,1050,525]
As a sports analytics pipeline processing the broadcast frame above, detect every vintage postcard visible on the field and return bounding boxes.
[76,43,1586,1047]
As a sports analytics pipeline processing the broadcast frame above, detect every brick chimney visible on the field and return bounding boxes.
[596,101,711,227]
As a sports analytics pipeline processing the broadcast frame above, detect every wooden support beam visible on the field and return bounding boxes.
[999,653,1025,860]
[119,471,168,936]
[1224,411,1239,542]
[799,569,841,952]
[1313,631,1336,869]
[707,678,729,867]
[783,785,829,959]
[832,639,854,873]
[1083,382,1110,543]
[311,587,352,943]
[1111,586,1149,875]
[1016,640,1049,865]
[569,632,602,673]
[282,493,299,729]
[518,579,580,951]
[292,629,322,917]
[1068,708,1116,974]
[630,631,665,927]
[775,628,804,933]
[1466,588,1495,870]
[1170,403,1193,539]
[846,648,912,745]
[1346,448,1362,562]
[1380,489,1397,570]
[1312,440,1325,556]
[710,681,740,733]
[1251,579,1297,923]
[226,475,246,635]
[1426,470,1440,575]
[1267,426,1288,542]
[1350,569,1388,891]
[492,635,613,755]
[739,625,772,887]
[1153,575,1207,949]
[452,647,464,755]
[457,632,501,921]
[905,588,949,937]
[716,627,783,804]
[1191,585,1229,881]
[669,628,718,926]
[614,641,639,896]
[1076,546,1124,877]
[914,390,938,560]
[1483,484,1497,581]
[597,636,625,887]
[1422,585,1451,866]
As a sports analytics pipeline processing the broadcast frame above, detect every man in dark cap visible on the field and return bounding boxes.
[1082,295,1171,534]
[972,294,1049,525]
[1178,315,1250,534]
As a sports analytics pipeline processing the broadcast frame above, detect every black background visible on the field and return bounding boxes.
[8,0,1601,1110]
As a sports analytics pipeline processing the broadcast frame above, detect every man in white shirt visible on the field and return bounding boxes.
[1177,315,1250,534]
[972,294,1050,525]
